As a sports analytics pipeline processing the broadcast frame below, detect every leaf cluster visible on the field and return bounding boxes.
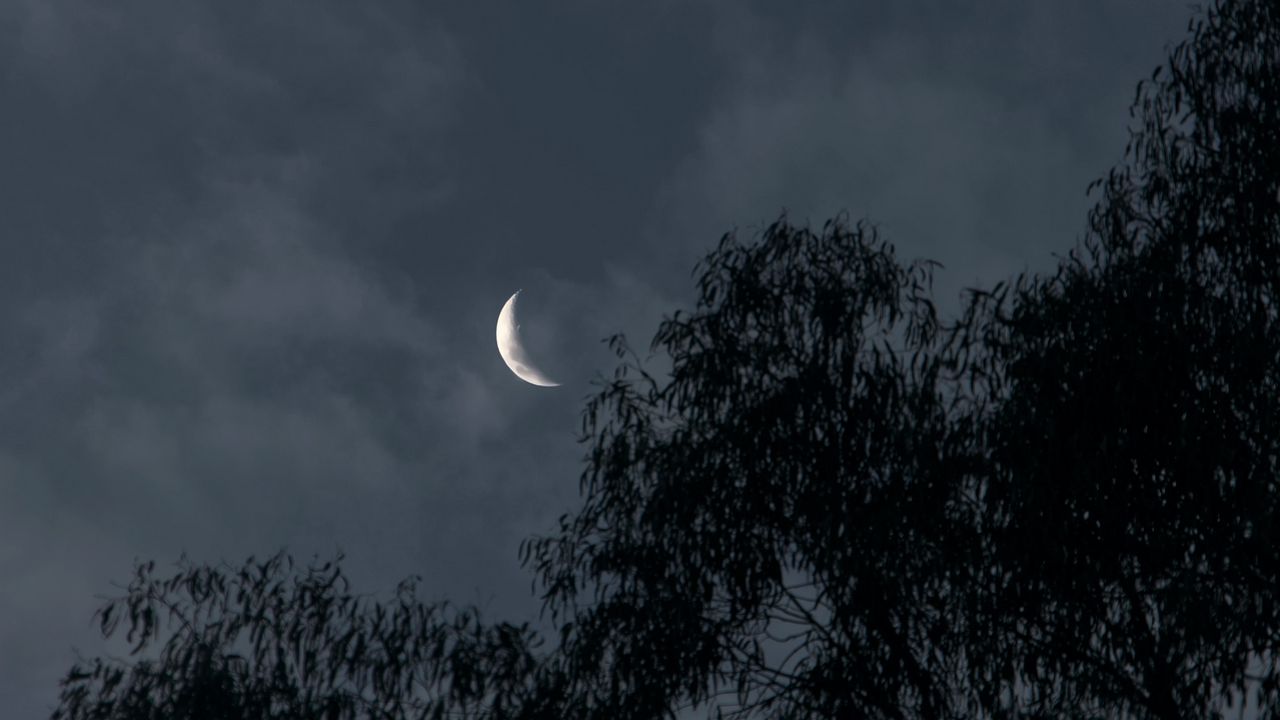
[54,554,542,720]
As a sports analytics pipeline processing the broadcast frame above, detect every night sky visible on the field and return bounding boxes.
[2,2,1192,716]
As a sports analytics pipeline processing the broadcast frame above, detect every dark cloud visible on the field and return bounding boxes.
[653,1,1192,310]
[0,2,1191,716]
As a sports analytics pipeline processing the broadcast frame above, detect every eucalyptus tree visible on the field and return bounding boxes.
[959,0,1280,715]
[523,0,1280,717]
[52,554,542,720]
[522,214,965,719]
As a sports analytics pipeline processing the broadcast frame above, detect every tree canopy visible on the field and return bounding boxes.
[53,555,540,719]
[52,0,1280,718]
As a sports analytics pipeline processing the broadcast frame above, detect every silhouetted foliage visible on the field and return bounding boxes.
[53,1,1280,718]
[53,554,541,720]
[955,1,1280,716]
[523,0,1280,717]
[520,217,964,720]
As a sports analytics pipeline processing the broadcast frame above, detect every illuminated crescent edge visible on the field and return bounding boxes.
[496,290,560,387]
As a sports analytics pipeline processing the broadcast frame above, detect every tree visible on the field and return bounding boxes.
[521,217,964,720]
[522,0,1280,716]
[959,1,1280,716]
[53,554,541,720]
[53,0,1280,718]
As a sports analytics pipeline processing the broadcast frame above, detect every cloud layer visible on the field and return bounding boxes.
[0,2,1190,716]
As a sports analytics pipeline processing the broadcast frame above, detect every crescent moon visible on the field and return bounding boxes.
[496,291,560,387]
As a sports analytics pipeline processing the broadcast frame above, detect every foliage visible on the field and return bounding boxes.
[53,554,541,720]
[957,0,1280,716]
[520,217,966,719]
[523,0,1280,717]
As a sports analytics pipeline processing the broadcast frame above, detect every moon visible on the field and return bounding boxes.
[496,290,560,387]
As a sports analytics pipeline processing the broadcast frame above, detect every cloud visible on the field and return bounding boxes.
[0,3,482,714]
[0,3,1195,717]
[653,2,1189,314]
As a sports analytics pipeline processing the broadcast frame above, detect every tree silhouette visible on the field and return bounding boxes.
[521,217,963,719]
[52,0,1280,718]
[52,554,541,720]
[523,0,1280,716]
[956,1,1280,716]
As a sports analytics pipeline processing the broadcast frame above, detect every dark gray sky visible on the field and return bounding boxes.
[1,2,1192,716]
